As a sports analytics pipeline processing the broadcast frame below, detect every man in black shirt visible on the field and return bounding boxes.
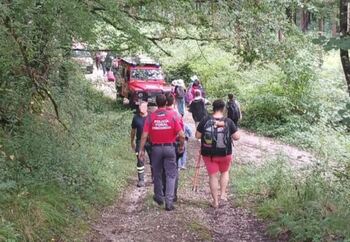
[131,102,151,187]
[189,90,207,127]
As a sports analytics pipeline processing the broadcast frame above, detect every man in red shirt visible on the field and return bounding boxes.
[139,94,185,211]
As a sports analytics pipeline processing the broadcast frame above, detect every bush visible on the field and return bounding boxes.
[232,159,350,241]
[0,70,134,241]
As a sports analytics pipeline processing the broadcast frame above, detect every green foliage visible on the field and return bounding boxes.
[232,160,350,241]
[0,71,134,241]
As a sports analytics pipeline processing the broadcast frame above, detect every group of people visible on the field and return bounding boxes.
[130,76,242,210]
[95,52,119,77]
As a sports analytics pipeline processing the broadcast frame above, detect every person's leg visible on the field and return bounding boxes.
[203,156,220,208]
[176,99,184,116]
[218,155,233,201]
[209,173,219,208]
[151,146,164,204]
[180,99,185,116]
[219,171,230,201]
[101,61,106,75]
[163,146,177,210]
[145,142,153,182]
[174,146,180,202]
[179,146,187,168]
[181,142,187,168]
[135,141,145,187]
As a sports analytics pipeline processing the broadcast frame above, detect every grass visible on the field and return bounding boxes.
[231,159,350,241]
[187,220,212,241]
[157,40,350,242]
[0,73,135,241]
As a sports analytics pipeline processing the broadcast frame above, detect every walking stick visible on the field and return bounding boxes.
[192,150,202,192]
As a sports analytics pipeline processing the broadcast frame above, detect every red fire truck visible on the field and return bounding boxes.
[115,56,172,107]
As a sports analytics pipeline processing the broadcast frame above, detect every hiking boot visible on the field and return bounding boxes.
[165,204,175,211]
[137,180,145,187]
[153,195,164,206]
[137,173,145,187]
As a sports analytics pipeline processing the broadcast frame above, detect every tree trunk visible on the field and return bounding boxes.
[278,29,283,42]
[340,0,350,96]
[300,9,310,32]
[293,7,297,25]
[332,22,338,36]
[318,18,324,33]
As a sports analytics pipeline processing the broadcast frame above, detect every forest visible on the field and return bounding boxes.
[0,0,350,241]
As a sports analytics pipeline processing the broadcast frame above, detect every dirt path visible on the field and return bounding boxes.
[86,71,315,241]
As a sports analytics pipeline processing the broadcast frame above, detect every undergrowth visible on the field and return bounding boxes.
[232,159,350,241]
[0,71,134,241]
[159,43,350,242]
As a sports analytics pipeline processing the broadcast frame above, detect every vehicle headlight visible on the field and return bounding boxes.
[138,92,144,98]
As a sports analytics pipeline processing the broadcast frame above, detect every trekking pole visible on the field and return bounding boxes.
[192,150,202,192]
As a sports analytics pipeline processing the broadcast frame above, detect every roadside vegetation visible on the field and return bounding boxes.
[159,40,350,241]
[0,68,134,241]
[1,0,350,241]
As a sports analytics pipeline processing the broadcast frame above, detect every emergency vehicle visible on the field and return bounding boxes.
[116,56,172,107]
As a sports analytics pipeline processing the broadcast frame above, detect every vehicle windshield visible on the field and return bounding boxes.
[71,50,91,58]
[131,69,164,81]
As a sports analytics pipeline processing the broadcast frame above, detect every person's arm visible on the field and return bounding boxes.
[138,132,149,161]
[195,131,202,139]
[130,128,136,150]
[232,130,240,140]
[177,130,185,153]
[230,120,240,141]
[138,116,150,160]
[195,117,206,139]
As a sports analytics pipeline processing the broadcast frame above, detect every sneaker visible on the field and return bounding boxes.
[180,166,187,170]
[165,204,175,211]
[153,195,164,206]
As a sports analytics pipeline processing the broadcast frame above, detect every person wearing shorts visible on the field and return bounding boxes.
[196,99,240,208]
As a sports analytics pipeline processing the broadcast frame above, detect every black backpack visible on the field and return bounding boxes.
[227,100,240,124]
[201,117,231,155]
[175,86,185,99]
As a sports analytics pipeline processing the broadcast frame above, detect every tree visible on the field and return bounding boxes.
[339,0,350,96]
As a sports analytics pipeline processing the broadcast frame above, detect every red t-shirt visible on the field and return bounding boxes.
[143,108,182,144]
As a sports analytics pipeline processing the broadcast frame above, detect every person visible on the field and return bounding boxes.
[189,89,207,127]
[190,75,206,99]
[195,99,240,208]
[130,102,152,187]
[95,52,101,70]
[165,93,184,202]
[165,92,184,128]
[139,94,185,211]
[185,75,199,105]
[173,79,186,117]
[226,94,242,127]
[100,51,107,75]
[178,123,192,169]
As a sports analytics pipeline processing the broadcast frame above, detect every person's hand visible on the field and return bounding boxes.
[131,142,136,151]
[138,150,145,161]
[178,146,185,154]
